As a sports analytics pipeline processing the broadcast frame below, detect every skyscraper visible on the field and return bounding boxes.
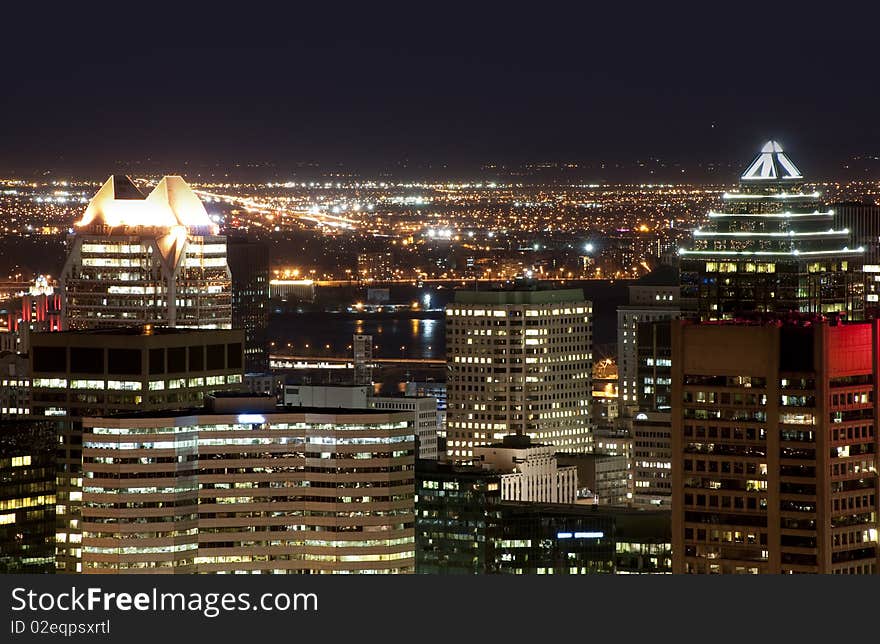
[30,326,245,573]
[616,282,681,412]
[60,175,232,330]
[680,141,864,321]
[671,317,879,574]
[446,285,593,462]
[226,236,269,372]
[80,395,416,574]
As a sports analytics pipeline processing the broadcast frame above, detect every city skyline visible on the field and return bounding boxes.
[2,6,879,582]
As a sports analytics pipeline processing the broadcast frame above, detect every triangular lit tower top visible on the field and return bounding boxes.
[740,140,803,183]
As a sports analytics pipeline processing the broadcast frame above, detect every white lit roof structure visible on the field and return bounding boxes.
[740,140,803,181]
[77,175,216,231]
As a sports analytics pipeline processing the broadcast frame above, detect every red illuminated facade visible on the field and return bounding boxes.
[672,316,880,574]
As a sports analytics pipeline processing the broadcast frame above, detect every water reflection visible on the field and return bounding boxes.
[269,312,444,359]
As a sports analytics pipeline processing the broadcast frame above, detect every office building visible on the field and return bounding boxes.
[474,435,578,504]
[556,452,630,505]
[672,317,880,574]
[833,201,880,266]
[282,383,439,460]
[0,351,30,419]
[617,283,680,411]
[227,236,269,373]
[357,252,394,281]
[405,380,447,443]
[80,395,416,574]
[680,141,864,321]
[446,285,593,462]
[415,460,671,574]
[631,411,672,508]
[353,334,373,386]
[29,326,244,573]
[0,276,62,354]
[60,175,232,330]
[268,279,315,303]
[0,421,57,573]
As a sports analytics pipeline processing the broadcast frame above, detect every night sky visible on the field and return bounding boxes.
[3,4,880,179]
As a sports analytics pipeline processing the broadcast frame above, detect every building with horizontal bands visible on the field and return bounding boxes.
[80,395,416,574]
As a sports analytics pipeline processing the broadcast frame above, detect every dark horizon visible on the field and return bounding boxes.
[3,4,880,180]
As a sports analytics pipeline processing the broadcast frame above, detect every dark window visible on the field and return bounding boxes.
[108,349,141,375]
[149,348,165,375]
[206,344,225,371]
[168,347,186,373]
[227,343,243,369]
[70,347,103,374]
[189,346,204,372]
[33,346,66,372]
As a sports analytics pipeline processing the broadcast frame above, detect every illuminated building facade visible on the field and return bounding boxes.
[415,461,671,574]
[226,236,269,373]
[672,318,880,574]
[680,141,864,321]
[0,351,30,419]
[616,284,681,411]
[60,175,232,330]
[446,286,593,462]
[29,327,244,573]
[79,396,416,574]
[0,421,57,573]
[282,383,439,460]
[474,435,578,504]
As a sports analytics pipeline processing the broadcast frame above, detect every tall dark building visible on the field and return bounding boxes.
[680,141,864,321]
[0,421,57,573]
[671,317,880,574]
[832,202,880,266]
[29,327,244,573]
[636,319,673,412]
[227,237,269,373]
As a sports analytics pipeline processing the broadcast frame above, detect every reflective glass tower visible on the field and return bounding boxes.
[680,141,864,320]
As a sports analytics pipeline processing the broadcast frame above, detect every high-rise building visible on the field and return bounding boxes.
[353,334,373,386]
[282,384,439,460]
[28,326,244,573]
[446,285,593,462]
[617,283,681,411]
[227,236,269,373]
[60,175,232,330]
[0,351,30,419]
[680,141,864,321]
[832,201,880,266]
[80,395,416,574]
[672,317,880,574]
[0,421,57,573]
[631,411,672,508]
[405,379,447,444]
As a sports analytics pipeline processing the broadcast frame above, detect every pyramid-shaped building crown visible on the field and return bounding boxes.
[740,140,803,182]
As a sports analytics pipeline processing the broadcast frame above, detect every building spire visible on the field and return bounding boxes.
[740,140,803,182]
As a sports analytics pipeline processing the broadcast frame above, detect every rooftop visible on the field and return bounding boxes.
[75,175,217,232]
[453,284,586,305]
[740,140,803,182]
